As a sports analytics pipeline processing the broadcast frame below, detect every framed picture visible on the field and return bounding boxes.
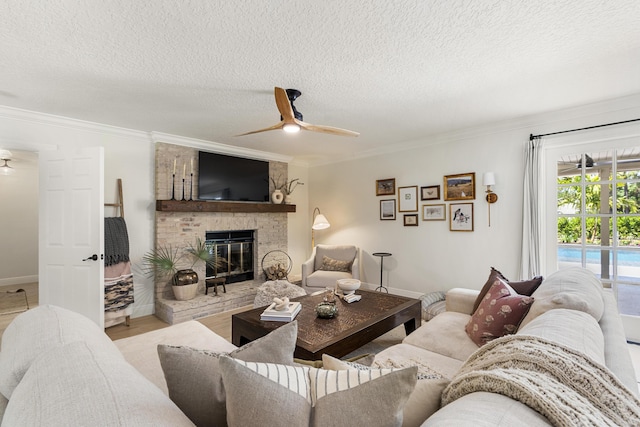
[398,186,418,212]
[421,185,440,200]
[380,199,396,220]
[443,172,476,201]
[449,203,474,231]
[376,178,396,196]
[422,204,446,221]
[403,214,418,226]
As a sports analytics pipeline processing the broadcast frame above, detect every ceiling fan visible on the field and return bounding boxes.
[557,154,640,175]
[236,87,359,137]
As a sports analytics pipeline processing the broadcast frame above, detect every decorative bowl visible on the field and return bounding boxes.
[315,302,338,319]
[337,279,361,295]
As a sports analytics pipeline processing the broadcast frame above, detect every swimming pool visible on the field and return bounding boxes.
[558,246,640,267]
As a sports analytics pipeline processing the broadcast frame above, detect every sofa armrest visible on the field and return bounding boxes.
[301,249,317,287]
[445,288,479,315]
[351,254,360,280]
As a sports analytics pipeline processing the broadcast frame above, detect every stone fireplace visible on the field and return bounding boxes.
[153,142,292,324]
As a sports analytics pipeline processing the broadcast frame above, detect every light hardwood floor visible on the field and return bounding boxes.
[104,304,253,342]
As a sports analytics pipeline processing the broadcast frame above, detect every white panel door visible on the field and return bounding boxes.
[38,147,104,328]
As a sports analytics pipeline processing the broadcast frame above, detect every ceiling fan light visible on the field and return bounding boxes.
[283,123,300,133]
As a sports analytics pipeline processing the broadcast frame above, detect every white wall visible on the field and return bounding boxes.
[0,150,38,285]
[0,107,157,317]
[308,94,640,298]
[286,162,310,276]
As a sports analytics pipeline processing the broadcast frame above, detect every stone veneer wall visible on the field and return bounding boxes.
[154,142,288,300]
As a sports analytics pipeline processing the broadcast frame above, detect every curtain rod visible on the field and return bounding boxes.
[529,118,640,141]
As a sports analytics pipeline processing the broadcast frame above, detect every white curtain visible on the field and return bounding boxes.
[520,137,544,278]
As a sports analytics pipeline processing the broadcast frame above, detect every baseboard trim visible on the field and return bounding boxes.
[0,276,38,287]
[359,282,423,299]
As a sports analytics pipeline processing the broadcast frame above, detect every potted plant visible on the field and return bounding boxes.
[142,238,216,301]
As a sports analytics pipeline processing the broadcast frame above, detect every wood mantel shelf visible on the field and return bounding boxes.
[156,200,296,213]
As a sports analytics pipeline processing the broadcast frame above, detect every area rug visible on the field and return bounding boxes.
[342,325,406,359]
[0,289,30,316]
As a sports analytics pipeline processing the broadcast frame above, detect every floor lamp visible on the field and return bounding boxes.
[311,207,330,248]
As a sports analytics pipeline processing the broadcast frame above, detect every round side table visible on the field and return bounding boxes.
[372,252,392,293]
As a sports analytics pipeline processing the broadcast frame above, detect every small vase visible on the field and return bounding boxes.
[284,194,292,204]
[271,189,284,204]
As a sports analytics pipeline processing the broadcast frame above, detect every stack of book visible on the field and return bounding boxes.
[260,301,302,322]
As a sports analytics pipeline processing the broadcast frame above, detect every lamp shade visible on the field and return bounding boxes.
[312,213,330,230]
[0,149,12,160]
[482,172,496,187]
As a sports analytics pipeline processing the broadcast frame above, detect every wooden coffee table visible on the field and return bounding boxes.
[232,289,421,360]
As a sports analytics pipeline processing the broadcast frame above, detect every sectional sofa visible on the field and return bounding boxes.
[0,267,637,426]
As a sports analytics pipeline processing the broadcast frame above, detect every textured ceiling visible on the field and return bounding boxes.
[1,1,640,164]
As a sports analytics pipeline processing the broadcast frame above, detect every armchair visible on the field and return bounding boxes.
[301,245,360,289]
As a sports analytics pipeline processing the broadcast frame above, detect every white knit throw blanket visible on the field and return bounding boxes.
[441,334,640,427]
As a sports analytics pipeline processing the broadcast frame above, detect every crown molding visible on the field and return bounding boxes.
[0,105,149,141]
[307,92,640,167]
[150,131,293,163]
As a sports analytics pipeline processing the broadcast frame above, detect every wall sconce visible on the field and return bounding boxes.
[311,207,330,248]
[0,150,14,176]
[482,172,498,226]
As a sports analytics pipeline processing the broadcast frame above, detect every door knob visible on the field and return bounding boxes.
[83,254,99,261]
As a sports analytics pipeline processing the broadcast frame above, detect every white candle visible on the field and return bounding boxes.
[183,163,186,178]
[173,158,176,175]
[191,158,193,174]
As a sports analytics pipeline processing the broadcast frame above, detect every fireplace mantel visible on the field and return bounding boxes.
[156,200,296,213]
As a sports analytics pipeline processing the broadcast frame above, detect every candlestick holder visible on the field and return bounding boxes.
[189,173,194,201]
[181,178,186,201]
[171,174,176,200]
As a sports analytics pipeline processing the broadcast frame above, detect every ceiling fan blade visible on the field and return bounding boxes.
[299,121,360,137]
[235,121,284,136]
[274,87,295,122]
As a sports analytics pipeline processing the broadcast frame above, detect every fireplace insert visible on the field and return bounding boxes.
[205,230,254,284]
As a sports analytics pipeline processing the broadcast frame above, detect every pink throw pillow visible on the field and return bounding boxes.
[465,278,534,346]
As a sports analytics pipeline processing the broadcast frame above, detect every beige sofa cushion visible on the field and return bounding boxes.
[3,341,194,426]
[519,267,604,328]
[0,305,122,399]
[424,392,552,426]
[323,354,450,427]
[599,291,639,394]
[157,321,297,427]
[403,311,479,361]
[518,308,605,364]
[372,343,463,381]
[220,357,417,427]
[306,270,354,288]
[0,393,7,425]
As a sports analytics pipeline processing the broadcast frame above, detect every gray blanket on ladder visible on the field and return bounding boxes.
[105,217,130,266]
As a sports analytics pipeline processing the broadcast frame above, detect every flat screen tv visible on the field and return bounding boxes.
[198,151,270,202]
